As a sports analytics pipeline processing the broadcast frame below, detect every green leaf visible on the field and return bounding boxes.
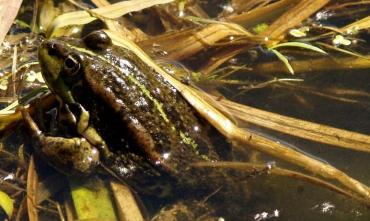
[0,191,14,218]
[270,49,294,74]
[253,23,269,34]
[270,42,327,55]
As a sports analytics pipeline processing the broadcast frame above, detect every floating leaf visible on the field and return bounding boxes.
[289,26,310,37]
[332,35,351,46]
[0,191,14,218]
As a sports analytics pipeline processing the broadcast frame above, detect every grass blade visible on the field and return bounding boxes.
[270,42,327,54]
[270,49,294,74]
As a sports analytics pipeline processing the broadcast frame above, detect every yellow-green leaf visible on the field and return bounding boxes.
[0,191,13,218]
[69,177,117,220]
[270,42,327,55]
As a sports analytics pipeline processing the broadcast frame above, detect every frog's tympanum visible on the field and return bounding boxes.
[23,31,248,217]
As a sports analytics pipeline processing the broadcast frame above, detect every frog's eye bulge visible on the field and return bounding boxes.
[83,30,112,50]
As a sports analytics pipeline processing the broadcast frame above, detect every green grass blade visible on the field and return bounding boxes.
[270,42,327,55]
[270,49,294,74]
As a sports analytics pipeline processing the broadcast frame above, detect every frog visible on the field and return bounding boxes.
[22,30,251,219]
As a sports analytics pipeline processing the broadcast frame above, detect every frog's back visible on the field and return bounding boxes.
[76,41,230,178]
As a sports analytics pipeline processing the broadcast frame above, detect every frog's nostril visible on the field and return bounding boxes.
[47,42,58,56]
[46,42,68,57]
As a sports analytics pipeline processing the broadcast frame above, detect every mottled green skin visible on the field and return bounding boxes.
[38,31,232,195]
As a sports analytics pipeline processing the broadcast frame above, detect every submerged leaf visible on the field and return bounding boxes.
[69,177,117,220]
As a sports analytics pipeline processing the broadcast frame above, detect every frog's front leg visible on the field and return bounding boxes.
[21,108,100,175]
[67,103,113,160]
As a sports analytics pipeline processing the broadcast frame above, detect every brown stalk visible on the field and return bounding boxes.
[259,0,330,42]
[219,97,370,153]
[224,0,299,28]
[276,82,370,105]
[251,55,370,74]
[198,46,245,75]
[139,23,252,60]
[27,155,39,221]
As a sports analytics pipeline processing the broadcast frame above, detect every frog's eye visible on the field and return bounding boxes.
[63,54,81,76]
[83,30,112,50]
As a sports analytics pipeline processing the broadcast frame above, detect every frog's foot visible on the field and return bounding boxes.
[21,108,100,175]
[67,103,113,160]
[152,200,221,221]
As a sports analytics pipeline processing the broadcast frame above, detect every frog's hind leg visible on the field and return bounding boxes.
[21,108,100,175]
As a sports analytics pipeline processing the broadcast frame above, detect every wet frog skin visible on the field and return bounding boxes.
[34,30,234,194]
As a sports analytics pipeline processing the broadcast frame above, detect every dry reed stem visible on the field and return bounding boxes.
[252,55,370,74]
[199,46,245,75]
[219,98,370,153]
[259,0,330,42]
[340,15,370,33]
[139,23,250,60]
[224,0,299,28]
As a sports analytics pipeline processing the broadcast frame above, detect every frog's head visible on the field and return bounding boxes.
[38,31,112,104]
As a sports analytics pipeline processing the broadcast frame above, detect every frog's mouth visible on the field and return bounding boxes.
[38,41,76,104]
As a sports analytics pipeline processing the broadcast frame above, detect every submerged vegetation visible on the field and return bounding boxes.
[0,0,370,220]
